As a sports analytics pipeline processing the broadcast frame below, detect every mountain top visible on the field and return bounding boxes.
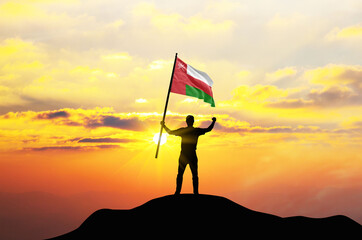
[49,194,362,239]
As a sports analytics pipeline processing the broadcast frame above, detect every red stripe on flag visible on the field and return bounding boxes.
[170,58,213,97]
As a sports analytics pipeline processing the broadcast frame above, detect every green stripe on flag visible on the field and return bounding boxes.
[185,85,215,107]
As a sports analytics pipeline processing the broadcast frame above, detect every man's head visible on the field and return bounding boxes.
[186,115,194,127]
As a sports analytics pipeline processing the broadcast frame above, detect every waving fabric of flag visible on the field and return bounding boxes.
[171,57,215,107]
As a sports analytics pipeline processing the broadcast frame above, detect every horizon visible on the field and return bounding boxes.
[0,0,361,239]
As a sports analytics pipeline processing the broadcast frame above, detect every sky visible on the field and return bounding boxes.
[0,0,362,238]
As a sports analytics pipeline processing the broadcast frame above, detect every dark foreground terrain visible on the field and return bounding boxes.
[48,194,361,239]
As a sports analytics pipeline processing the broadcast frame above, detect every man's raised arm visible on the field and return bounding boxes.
[204,117,216,133]
[160,121,178,135]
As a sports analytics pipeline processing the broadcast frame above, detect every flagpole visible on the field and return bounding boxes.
[155,53,178,158]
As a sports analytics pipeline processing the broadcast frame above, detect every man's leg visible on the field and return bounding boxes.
[175,154,187,195]
[189,153,199,194]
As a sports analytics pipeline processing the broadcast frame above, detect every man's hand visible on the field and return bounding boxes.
[212,117,216,122]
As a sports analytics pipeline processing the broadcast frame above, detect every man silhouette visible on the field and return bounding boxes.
[161,115,216,195]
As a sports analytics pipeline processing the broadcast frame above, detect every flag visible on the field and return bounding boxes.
[171,57,215,107]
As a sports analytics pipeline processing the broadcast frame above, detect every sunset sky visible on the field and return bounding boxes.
[0,0,361,238]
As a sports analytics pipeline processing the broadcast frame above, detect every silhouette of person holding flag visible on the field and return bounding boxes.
[161,115,216,195]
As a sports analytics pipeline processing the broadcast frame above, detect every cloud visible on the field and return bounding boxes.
[211,122,247,133]
[33,109,149,131]
[219,84,298,114]
[340,117,362,131]
[199,116,323,135]
[208,63,362,129]
[36,110,70,119]
[0,38,45,64]
[264,64,362,109]
[1,108,148,131]
[0,2,46,18]
[1,2,359,119]
[0,108,154,151]
[148,59,172,70]
[0,107,360,153]
[266,86,360,109]
[308,85,360,107]
[305,64,362,86]
[85,116,145,131]
[78,137,136,143]
[231,84,290,102]
[351,121,362,128]
[265,67,297,83]
[0,1,82,41]
[132,2,234,38]
[0,37,151,113]
[326,24,362,41]
[135,98,148,103]
[25,145,120,151]
[214,122,322,134]
[181,98,199,104]
[265,99,313,108]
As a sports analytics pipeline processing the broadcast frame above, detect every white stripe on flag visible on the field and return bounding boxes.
[187,64,214,87]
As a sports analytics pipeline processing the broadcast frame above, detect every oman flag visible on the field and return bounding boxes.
[171,57,215,107]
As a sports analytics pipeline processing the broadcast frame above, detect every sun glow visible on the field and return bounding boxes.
[153,132,168,145]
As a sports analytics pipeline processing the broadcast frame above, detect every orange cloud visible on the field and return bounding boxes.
[1,107,360,154]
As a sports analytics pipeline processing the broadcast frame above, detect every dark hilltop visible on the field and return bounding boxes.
[48,194,362,239]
